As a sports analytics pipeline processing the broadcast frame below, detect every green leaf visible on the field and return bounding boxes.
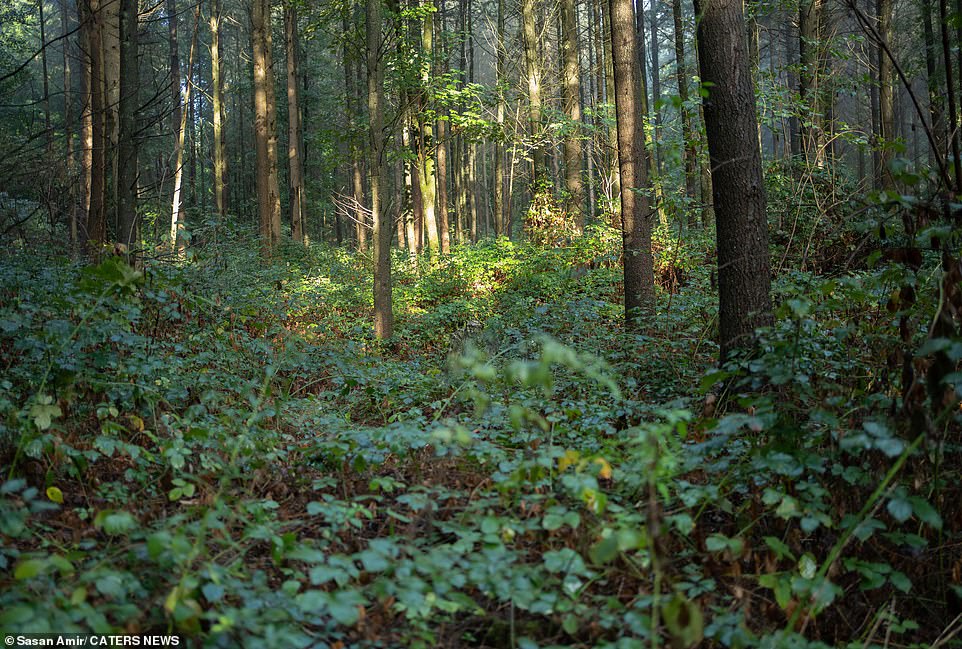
[887,498,912,523]
[662,593,704,649]
[798,554,817,580]
[908,496,942,530]
[589,533,620,564]
[14,558,47,580]
[45,486,63,504]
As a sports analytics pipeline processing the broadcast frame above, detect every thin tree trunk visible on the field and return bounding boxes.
[85,0,107,253]
[116,0,138,251]
[63,0,77,249]
[672,0,697,224]
[940,0,962,193]
[876,0,893,187]
[522,0,546,183]
[561,0,583,227]
[286,3,306,243]
[368,0,393,338]
[494,0,506,236]
[419,0,440,251]
[211,0,227,217]
[922,0,945,166]
[649,0,662,172]
[252,0,281,253]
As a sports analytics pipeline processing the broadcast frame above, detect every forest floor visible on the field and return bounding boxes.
[0,224,959,648]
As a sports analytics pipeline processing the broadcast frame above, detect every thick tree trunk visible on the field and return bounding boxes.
[561,0,583,227]
[286,3,306,243]
[367,0,393,338]
[694,0,773,361]
[609,0,655,325]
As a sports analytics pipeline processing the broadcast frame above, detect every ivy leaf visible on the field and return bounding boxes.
[662,593,704,649]
[887,498,912,523]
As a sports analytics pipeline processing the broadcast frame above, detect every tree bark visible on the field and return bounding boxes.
[922,0,945,167]
[367,0,393,338]
[672,0,697,224]
[252,0,281,253]
[84,0,107,253]
[609,0,655,325]
[876,0,893,187]
[211,0,227,218]
[286,3,306,243]
[522,0,546,183]
[694,0,773,361]
[561,0,583,227]
[116,0,138,251]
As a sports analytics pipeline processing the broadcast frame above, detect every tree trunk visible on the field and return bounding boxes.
[522,0,545,184]
[940,0,962,193]
[368,0,393,338]
[649,0,662,173]
[211,0,227,218]
[252,0,281,253]
[494,0,506,236]
[85,0,107,253]
[609,0,655,325]
[876,0,894,187]
[116,0,138,251]
[561,0,583,227]
[672,0,697,224]
[286,3,306,243]
[922,0,945,166]
[63,0,77,249]
[694,0,773,361]
[419,0,440,252]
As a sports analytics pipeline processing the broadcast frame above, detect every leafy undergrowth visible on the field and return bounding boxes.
[0,223,959,648]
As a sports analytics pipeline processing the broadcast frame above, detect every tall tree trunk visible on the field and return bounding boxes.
[252,0,281,253]
[40,0,53,155]
[940,0,962,193]
[561,0,584,227]
[368,0,393,338]
[602,0,620,220]
[419,0,440,251]
[435,1,450,251]
[494,0,506,236]
[167,0,183,247]
[63,0,77,249]
[85,0,107,253]
[286,3,306,243]
[211,0,227,218]
[785,11,800,159]
[649,0,662,172]
[609,0,654,325]
[672,0,697,224]
[922,0,945,166]
[694,0,772,361]
[522,0,546,183]
[876,0,894,187]
[116,0,138,251]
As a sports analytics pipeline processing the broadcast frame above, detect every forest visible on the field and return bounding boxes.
[0,0,961,645]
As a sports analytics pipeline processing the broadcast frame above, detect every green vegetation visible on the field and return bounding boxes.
[1,205,957,647]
